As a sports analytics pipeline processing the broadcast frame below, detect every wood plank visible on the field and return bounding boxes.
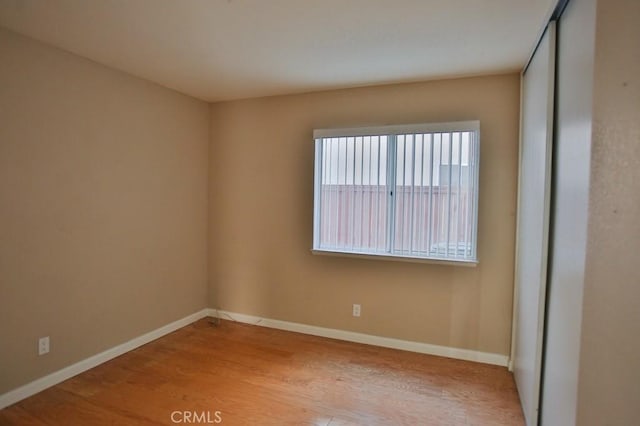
[0,319,524,425]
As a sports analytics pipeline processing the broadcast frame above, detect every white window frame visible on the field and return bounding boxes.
[312,121,480,265]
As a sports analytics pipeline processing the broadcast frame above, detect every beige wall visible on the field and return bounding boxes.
[578,0,640,424]
[0,25,520,398]
[0,29,210,394]
[209,74,520,357]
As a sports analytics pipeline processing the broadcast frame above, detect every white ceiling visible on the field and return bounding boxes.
[0,0,555,102]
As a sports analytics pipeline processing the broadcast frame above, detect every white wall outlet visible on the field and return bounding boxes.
[352,304,361,317]
[38,336,50,355]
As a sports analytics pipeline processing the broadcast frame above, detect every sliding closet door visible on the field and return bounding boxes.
[512,22,555,426]
[541,0,595,424]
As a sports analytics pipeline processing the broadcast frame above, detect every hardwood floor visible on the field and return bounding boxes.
[0,319,524,425]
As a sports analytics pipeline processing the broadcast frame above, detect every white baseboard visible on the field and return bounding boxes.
[210,309,509,367]
[1,307,509,411]
[0,308,210,410]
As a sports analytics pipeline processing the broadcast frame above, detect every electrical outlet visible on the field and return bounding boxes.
[352,304,361,317]
[38,336,50,355]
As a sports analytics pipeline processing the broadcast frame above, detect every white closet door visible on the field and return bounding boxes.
[512,21,556,426]
[541,0,596,423]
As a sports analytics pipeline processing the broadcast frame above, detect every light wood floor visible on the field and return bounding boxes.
[0,318,524,425]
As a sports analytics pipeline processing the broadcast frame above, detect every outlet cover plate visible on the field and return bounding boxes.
[38,336,50,355]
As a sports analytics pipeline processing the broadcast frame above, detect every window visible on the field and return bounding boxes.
[312,121,479,264]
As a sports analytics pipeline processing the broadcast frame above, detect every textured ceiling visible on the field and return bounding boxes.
[0,0,555,101]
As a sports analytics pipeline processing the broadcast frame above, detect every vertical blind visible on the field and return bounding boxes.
[313,122,479,263]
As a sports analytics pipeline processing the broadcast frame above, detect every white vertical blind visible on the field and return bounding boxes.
[313,121,479,263]
[316,135,389,253]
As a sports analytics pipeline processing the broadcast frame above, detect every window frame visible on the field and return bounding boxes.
[312,121,480,266]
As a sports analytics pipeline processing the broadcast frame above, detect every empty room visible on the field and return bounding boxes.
[0,0,637,425]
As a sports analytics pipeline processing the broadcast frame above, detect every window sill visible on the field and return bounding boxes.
[311,249,478,267]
